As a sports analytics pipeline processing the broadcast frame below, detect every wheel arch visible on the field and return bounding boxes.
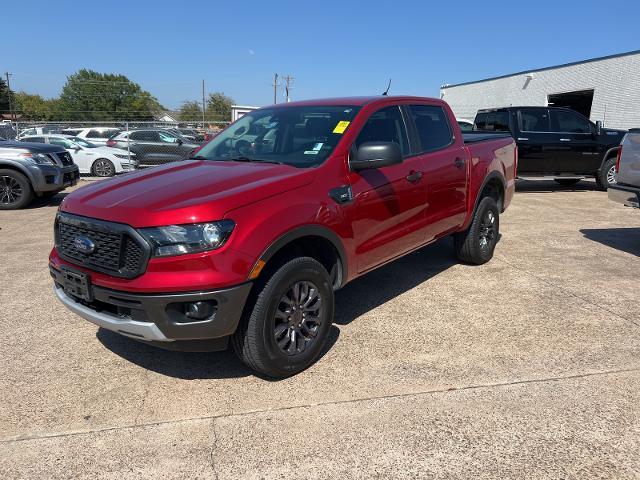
[0,161,35,185]
[253,226,348,290]
[600,147,619,170]
[474,171,506,213]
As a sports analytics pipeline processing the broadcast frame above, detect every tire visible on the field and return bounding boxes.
[91,158,116,177]
[554,178,581,186]
[454,196,500,265]
[0,169,34,210]
[596,157,617,191]
[232,257,334,378]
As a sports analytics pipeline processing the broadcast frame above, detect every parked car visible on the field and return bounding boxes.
[17,125,61,139]
[178,128,205,142]
[60,128,85,137]
[0,141,79,209]
[457,119,474,131]
[49,95,516,377]
[21,134,137,177]
[608,128,640,208]
[165,128,196,143]
[0,122,16,140]
[74,127,121,146]
[473,106,625,189]
[106,129,198,166]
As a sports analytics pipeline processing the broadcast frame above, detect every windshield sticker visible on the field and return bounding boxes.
[313,143,324,151]
[304,150,320,155]
[333,121,351,134]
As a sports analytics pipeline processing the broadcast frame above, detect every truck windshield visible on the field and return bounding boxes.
[194,105,360,167]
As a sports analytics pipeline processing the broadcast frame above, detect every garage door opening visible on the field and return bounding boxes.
[547,89,594,118]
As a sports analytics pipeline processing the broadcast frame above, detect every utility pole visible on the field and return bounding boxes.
[201,79,206,128]
[4,72,14,122]
[272,73,279,104]
[283,74,294,103]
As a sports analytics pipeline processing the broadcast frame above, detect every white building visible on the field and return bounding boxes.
[440,50,640,130]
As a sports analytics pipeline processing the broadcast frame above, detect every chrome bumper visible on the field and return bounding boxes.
[53,286,171,342]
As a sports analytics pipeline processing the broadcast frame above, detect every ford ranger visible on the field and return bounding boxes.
[50,96,516,377]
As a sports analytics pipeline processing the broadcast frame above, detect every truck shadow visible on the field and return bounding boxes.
[97,238,458,380]
[26,192,69,209]
[515,179,599,193]
[580,227,640,257]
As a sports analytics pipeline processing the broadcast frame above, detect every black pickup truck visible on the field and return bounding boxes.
[474,106,625,190]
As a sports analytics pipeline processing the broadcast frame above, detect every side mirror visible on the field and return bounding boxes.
[350,142,403,171]
[176,138,183,145]
[595,120,602,135]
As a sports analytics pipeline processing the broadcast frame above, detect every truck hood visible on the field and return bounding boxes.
[0,141,66,154]
[60,160,315,227]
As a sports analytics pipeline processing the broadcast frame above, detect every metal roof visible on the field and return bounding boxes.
[441,49,640,90]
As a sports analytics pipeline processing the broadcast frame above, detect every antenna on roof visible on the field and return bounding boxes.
[382,78,392,96]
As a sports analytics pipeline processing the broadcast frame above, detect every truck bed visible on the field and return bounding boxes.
[462,132,512,144]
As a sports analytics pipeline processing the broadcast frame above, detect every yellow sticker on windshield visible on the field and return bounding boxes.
[333,121,351,134]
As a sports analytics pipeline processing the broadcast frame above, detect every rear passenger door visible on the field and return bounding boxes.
[348,105,428,273]
[549,109,602,173]
[407,104,468,240]
[129,130,161,165]
[515,108,559,173]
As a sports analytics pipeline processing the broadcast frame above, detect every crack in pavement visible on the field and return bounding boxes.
[494,254,640,328]
[3,366,639,444]
[209,418,219,480]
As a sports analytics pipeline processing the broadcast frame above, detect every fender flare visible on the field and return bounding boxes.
[0,160,36,184]
[470,170,507,216]
[599,147,619,170]
[256,225,348,287]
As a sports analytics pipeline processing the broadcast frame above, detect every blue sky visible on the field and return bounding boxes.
[3,0,639,110]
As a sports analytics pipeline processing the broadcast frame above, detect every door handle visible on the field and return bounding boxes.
[559,138,571,142]
[406,170,423,183]
[454,157,465,168]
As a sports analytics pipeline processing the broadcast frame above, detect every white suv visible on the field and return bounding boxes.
[74,127,121,146]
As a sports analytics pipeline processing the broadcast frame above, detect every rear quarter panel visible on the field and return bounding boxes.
[461,137,516,230]
[617,133,640,187]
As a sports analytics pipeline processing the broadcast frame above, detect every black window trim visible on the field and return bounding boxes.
[517,107,594,135]
[405,103,455,155]
[548,109,593,135]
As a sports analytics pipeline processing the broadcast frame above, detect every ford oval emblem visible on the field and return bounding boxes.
[74,236,95,254]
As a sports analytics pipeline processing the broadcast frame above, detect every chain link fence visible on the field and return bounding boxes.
[3,119,231,175]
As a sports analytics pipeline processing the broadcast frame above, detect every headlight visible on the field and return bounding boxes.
[114,153,135,159]
[139,220,235,257]
[19,153,56,165]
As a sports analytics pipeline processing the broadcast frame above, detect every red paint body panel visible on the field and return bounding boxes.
[50,96,516,292]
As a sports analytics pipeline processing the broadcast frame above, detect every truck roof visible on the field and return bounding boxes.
[477,106,579,113]
[272,96,442,108]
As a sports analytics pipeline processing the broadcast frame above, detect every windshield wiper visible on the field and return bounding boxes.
[189,155,208,160]
[229,156,284,165]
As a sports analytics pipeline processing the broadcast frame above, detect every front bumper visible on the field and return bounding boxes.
[608,184,640,208]
[50,264,252,349]
[28,163,79,193]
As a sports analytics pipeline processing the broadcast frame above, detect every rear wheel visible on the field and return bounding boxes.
[454,196,500,265]
[554,178,581,186]
[596,157,617,191]
[232,257,334,378]
[0,169,33,210]
[91,158,115,177]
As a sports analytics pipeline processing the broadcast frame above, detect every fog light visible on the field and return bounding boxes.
[184,301,216,320]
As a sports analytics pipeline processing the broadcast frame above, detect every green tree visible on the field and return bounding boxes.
[55,69,164,121]
[0,77,15,117]
[205,92,234,122]
[178,100,203,121]
[14,92,56,121]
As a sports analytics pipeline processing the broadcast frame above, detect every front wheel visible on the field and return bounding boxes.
[0,169,34,210]
[596,157,617,191]
[232,257,334,378]
[454,196,500,265]
[91,158,116,177]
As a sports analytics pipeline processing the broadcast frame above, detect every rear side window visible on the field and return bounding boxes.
[355,106,409,156]
[87,129,117,139]
[130,130,159,141]
[550,110,591,134]
[519,109,550,132]
[409,105,453,153]
[24,136,45,143]
[474,111,510,132]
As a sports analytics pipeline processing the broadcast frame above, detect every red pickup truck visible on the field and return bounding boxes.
[50,96,516,377]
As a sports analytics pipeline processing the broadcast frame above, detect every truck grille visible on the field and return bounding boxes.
[56,151,74,166]
[55,213,150,278]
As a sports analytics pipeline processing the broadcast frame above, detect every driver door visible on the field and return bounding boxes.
[348,105,427,273]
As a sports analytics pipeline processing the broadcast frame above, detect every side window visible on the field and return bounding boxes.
[158,131,179,143]
[354,106,409,156]
[130,131,158,141]
[86,129,101,138]
[518,109,550,132]
[551,110,591,134]
[25,136,45,143]
[409,105,454,153]
[49,138,74,148]
[474,111,510,131]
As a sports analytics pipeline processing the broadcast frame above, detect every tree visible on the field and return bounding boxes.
[55,69,164,121]
[0,77,14,117]
[14,92,56,121]
[206,92,234,122]
[178,100,203,121]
